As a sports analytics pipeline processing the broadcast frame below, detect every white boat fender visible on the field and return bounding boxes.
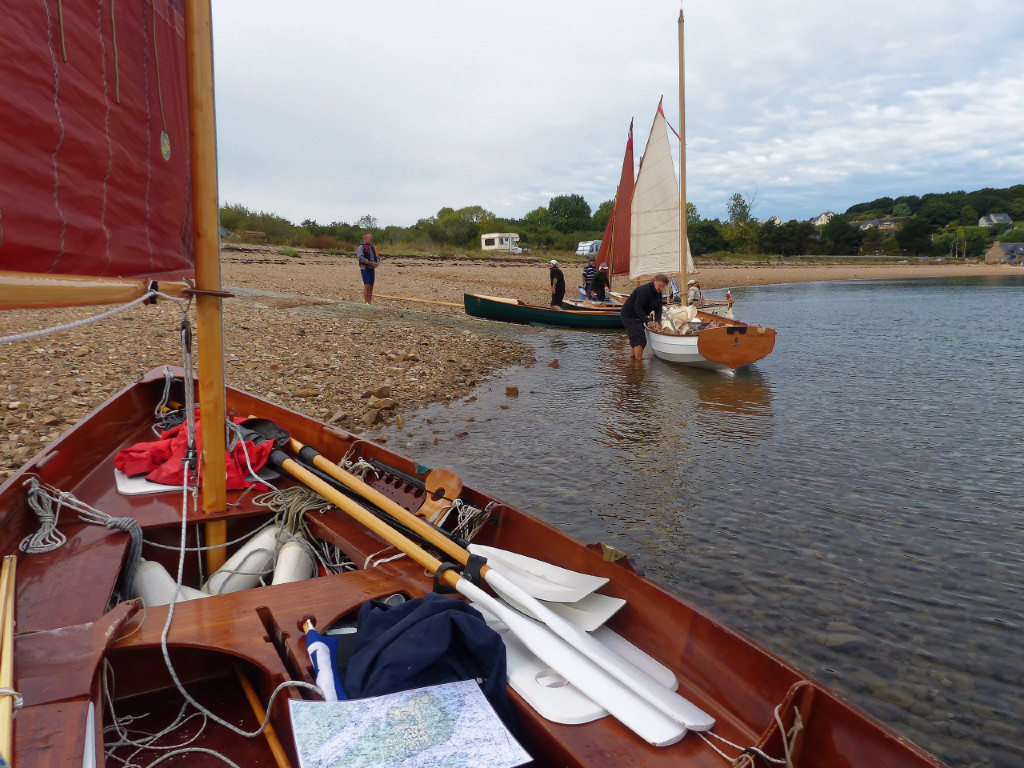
[271,539,315,585]
[202,524,285,595]
[132,559,210,607]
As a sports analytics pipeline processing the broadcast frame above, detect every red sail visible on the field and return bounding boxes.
[0,0,194,281]
[597,121,634,285]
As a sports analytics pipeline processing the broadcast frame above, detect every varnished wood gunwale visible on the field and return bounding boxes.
[0,372,947,767]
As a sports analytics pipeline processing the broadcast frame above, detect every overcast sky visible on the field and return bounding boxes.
[210,0,1024,228]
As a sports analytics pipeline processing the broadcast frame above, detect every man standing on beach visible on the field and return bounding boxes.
[582,255,597,300]
[549,260,565,309]
[357,232,380,304]
[620,273,668,360]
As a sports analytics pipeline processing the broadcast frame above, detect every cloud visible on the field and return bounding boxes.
[211,0,1024,227]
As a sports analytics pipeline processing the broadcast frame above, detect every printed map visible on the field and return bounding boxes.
[289,679,531,768]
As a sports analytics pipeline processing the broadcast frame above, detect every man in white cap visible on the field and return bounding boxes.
[548,260,565,308]
[686,278,702,307]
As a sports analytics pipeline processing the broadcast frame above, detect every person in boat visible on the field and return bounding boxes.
[592,262,611,303]
[686,278,702,306]
[620,273,669,360]
[548,259,565,309]
[582,255,597,300]
[357,232,381,304]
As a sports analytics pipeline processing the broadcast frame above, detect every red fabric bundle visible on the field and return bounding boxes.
[115,412,274,490]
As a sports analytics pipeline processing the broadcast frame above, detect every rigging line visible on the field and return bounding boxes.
[0,290,185,344]
[151,0,168,138]
[110,0,121,103]
[97,0,115,272]
[45,0,69,271]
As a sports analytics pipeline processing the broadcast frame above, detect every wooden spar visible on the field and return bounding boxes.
[183,0,228,569]
[678,10,687,287]
[234,664,294,768]
[0,272,191,310]
[0,556,15,765]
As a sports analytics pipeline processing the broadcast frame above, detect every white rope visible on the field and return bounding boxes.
[0,687,24,716]
[0,289,185,344]
[364,546,405,569]
[19,477,68,553]
[696,703,803,767]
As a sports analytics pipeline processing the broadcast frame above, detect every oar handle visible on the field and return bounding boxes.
[270,450,462,592]
[286,440,488,580]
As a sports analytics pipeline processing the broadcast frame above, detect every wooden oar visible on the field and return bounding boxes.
[268,448,713,740]
[267,450,686,745]
[288,450,626,630]
[280,436,607,604]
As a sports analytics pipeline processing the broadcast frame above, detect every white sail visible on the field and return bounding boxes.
[629,108,695,280]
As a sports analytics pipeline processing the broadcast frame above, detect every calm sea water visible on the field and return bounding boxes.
[380,274,1024,768]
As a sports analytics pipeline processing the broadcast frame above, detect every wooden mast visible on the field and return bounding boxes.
[183,0,228,569]
[678,10,687,287]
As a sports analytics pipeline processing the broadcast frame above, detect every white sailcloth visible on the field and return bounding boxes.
[629,107,694,281]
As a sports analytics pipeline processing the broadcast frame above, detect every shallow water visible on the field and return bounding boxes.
[380,274,1024,768]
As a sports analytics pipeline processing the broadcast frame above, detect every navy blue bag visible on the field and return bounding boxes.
[341,592,515,727]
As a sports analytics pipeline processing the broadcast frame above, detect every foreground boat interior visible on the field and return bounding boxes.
[0,371,944,767]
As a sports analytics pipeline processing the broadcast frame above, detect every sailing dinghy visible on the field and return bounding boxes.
[632,22,775,371]
[0,3,945,766]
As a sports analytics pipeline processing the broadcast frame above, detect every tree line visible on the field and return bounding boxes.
[219,184,1024,259]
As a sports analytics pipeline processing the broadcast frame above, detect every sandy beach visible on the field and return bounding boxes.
[1,250,1016,477]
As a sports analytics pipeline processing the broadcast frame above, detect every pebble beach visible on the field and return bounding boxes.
[1,248,1014,478]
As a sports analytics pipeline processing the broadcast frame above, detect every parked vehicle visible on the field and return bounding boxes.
[575,240,602,256]
[481,232,522,255]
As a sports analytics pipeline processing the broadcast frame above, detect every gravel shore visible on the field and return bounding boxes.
[1,248,1015,478]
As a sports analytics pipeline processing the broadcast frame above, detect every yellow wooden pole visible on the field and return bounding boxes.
[183,0,228,569]
[0,556,17,765]
[678,10,688,286]
[233,665,293,768]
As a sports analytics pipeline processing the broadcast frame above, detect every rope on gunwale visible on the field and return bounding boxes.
[696,702,804,767]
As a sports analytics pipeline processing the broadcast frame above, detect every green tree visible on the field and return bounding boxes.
[894,217,934,256]
[760,219,814,257]
[815,217,864,256]
[960,205,979,226]
[592,200,613,231]
[723,192,758,253]
[892,202,912,217]
[688,220,725,255]
[547,194,592,234]
[1008,198,1024,220]
[686,202,700,226]
[356,214,378,230]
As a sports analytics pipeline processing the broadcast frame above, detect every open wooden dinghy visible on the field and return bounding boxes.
[0,372,947,768]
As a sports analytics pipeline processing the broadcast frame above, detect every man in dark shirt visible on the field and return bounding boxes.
[620,273,669,360]
[582,255,597,300]
[548,260,566,308]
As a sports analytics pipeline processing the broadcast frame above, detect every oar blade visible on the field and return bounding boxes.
[458,580,686,746]
[468,543,608,603]
[541,592,626,632]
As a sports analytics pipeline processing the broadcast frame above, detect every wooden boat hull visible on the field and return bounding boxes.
[465,293,623,328]
[0,370,942,767]
[646,313,776,371]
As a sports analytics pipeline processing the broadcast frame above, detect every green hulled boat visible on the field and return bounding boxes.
[464,293,624,329]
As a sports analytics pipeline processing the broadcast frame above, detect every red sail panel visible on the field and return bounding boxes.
[0,0,194,281]
[603,122,634,283]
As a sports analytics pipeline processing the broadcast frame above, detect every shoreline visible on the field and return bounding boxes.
[1,256,1018,477]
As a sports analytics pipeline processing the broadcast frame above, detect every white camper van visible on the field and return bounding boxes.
[575,240,602,257]
[480,232,522,255]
